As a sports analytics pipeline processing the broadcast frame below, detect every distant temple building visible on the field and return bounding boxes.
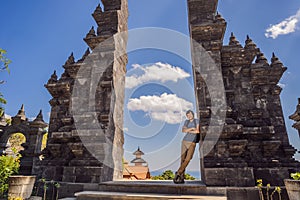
[123,147,151,180]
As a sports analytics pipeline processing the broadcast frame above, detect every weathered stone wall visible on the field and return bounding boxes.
[33,0,128,185]
[188,0,300,186]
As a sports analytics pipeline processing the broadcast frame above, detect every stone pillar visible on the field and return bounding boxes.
[20,110,48,175]
[188,0,300,186]
[33,0,128,184]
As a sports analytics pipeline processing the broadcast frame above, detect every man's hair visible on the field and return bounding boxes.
[186,110,194,116]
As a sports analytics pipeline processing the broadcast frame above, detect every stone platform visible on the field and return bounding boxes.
[74,191,227,200]
[59,180,265,200]
[98,180,221,195]
[75,180,227,199]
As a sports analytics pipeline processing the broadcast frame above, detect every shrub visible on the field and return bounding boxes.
[256,179,282,200]
[0,153,21,197]
[151,170,196,180]
[291,172,300,180]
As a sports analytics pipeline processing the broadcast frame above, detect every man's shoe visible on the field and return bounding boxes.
[173,172,181,184]
[173,172,185,184]
[179,173,185,183]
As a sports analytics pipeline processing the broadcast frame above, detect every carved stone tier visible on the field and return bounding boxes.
[290,98,300,137]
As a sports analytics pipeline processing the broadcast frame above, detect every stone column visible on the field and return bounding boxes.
[20,111,47,175]
[188,0,300,186]
[33,0,128,185]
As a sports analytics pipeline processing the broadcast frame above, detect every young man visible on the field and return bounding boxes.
[173,110,200,184]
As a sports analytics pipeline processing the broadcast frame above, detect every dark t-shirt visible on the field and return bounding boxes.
[183,119,199,142]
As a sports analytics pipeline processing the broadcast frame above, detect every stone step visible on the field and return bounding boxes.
[59,198,76,200]
[75,191,227,200]
[98,180,227,196]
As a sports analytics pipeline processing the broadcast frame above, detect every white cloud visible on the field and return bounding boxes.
[4,114,11,119]
[28,117,35,121]
[127,93,193,124]
[265,9,300,39]
[277,82,286,88]
[125,62,190,89]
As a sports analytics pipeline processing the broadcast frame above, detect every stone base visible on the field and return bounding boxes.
[98,180,224,196]
[254,167,299,186]
[57,180,291,200]
[57,182,99,199]
[204,168,255,186]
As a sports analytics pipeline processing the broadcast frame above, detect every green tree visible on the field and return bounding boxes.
[184,173,196,180]
[151,170,196,180]
[0,93,6,117]
[8,133,26,153]
[0,49,11,74]
[0,48,11,117]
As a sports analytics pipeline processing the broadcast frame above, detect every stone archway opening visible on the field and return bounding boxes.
[123,59,201,181]
[5,132,26,156]
[121,0,207,181]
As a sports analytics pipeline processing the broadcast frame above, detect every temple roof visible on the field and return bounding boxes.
[130,158,147,164]
[133,146,144,155]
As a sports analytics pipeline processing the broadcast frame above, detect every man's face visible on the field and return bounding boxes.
[186,112,194,120]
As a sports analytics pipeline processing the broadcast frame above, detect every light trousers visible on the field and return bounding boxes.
[177,140,196,175]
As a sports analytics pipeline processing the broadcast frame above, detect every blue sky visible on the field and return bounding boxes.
[1,0,300,176]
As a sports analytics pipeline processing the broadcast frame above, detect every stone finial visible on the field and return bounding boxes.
[245,35,257,48]
[34,110,44,122]
[215,12,225,22]
[94,4,103,14]
[31,110,48,128]
[20,104,24,112]
[15,104,26,120]
[64,53,75,66]
[86,26,96,39]
[229,32,240,46]
[78,48,90,62]
[133,146,144,156]
[255,51,268,65]
[48,70,58,84]
[271,52,283,67]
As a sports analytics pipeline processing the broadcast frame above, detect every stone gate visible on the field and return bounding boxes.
[32,0,300,192]
[0,105,48,175]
